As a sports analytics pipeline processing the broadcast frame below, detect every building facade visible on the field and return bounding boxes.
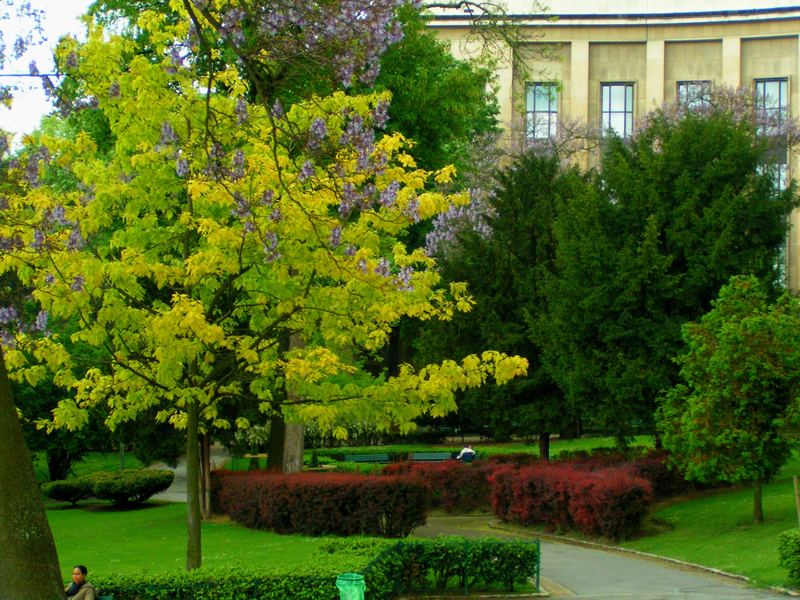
[428,1,800,287]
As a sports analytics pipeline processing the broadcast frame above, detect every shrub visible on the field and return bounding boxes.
[385,537,540,594]
[511,464,573,531]
[91,537,539,600]
[779,529,800,582]
[567,467,653,540]
[215,471,428,536]
[93,567,342,600]
[490,463,652,539]
[41,477,93,506]
[381,461,492,513]
[88,469,174,506]
[487,465,516,521]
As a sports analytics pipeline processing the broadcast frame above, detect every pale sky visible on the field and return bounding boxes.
[0,0,93,141]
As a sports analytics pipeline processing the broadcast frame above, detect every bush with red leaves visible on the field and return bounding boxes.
[382,461,493,513]
[489,463,652,540]
[213,470,428,537]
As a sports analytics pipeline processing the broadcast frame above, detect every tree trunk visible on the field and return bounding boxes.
[0,349,65,599]
[538,432,551,461]
[186,400,202,570]
[199,433,211,519]
[46,447,73,481]
[283,333,305,473]
[753,477,764,524]
[267,409,285,471]
[283,422,304,473]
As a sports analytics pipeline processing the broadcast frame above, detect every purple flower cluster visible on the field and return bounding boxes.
[235,97,248,125]
[0,306,19,325]
[263,231,280,262]
[307,118,327,151]
[249,0,406,88]
[425,192,495,258]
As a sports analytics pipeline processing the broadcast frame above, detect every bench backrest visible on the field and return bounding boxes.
[410,452,453,461]
[343,453,390,463]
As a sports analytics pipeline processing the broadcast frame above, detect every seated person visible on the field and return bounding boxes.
[66,565,96,600]
[456,445,477,462]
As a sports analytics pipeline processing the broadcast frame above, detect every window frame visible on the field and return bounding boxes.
[676,80,712,110]
[754,77,789,134]
[600,82,635,138]
[526,82,559,141]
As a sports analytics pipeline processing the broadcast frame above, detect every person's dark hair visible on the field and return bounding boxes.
[74,565,88,576]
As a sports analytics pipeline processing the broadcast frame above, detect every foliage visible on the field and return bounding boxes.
[658,276,800,521]
[41,477,93,506]
[419,151,589,446]
[381,460,493,512]
[85,469,174,506]
[214,470,428,536]
[542,104,799,443]
[490,463,652,540]
[779,529,800,583]
[390,537,540,594]
[368,4,499,172]
[0,0,526,569]
[92,567,345,600]
[86,535,538,600]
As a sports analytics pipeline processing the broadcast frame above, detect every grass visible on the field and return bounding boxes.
[620,454,800,589]
[48,502,325,581]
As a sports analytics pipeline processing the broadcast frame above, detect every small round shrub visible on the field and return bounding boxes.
[42,477,93,506]
[88,469,174,506]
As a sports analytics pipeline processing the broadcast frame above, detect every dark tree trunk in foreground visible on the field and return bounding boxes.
[753,477,764,524]
[186,400,201,570]
[0,349,65,599]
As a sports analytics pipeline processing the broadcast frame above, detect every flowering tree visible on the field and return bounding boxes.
[1,0,526,572]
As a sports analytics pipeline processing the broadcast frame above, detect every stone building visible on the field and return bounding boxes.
[428,1,800,285]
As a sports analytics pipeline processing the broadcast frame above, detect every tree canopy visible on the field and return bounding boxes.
[0,0,526,572]
[659,275,800,523]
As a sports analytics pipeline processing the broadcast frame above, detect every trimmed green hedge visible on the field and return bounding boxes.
[42,478,93,506]
[779,529,800,582]
[43,470,174,506]
[88,537,539,600]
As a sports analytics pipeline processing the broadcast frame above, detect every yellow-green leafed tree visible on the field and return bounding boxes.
[0,2,526,571]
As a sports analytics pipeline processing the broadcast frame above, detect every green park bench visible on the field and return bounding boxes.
[343,453,391,463]
[98,595,114,600]
[410,451,454,461]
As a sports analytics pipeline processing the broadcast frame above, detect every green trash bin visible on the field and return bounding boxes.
[336,572,365,600]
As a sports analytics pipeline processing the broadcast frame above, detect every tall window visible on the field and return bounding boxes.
[601,83,634,138]
[526,83,558,140]
[677,80,712,110]
[755,78,789,134]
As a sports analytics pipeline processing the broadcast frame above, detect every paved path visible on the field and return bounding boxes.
[150,444,230,503]
[412,515,791,599]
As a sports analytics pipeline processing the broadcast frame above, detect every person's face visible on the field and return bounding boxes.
[72,568,85,585]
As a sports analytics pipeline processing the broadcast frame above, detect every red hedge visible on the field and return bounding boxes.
[490,463,652,540]
[213,470,428,537]
[381,461,494,513]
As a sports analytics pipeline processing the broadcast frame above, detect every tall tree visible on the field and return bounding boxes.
[659,275,800,523]
[2,2,526,571]
[542,101,799,443]
[420,151,589,456]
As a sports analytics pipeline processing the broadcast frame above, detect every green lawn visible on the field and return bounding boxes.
[621,455,800,589]
[48,502,326,581]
